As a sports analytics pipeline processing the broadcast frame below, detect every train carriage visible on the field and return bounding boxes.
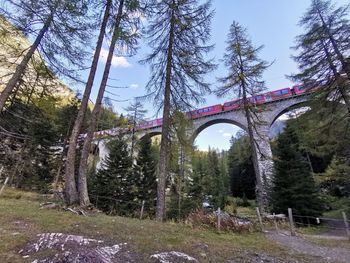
[188,104,222,119]
[223,99,243,111]
[267,88,292,100]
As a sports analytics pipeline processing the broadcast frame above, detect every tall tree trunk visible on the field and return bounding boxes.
[156,8,175,221]
[78,0,125,207]
[64,0,112,205]
[0,14,53,111]
[320,39,350,114]
[130,108,137,158]
[235,37,267,211]
[317,9,350,80]
[241,86,266,212]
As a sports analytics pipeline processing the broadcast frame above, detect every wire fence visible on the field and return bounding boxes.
[254,207,350,239]
[292,214,350,232]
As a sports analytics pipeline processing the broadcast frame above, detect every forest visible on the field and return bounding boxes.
[0,0,349,223]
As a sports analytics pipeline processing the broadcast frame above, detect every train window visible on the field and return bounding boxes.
[208,107,212,111]
[256,95,264,100]
[281,89,289,94]
[274,90,282,95]
[203,108,208,112]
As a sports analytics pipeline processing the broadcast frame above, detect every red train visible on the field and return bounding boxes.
[136,118,163,129]
[79,83,320,138]
[135,83,321,130]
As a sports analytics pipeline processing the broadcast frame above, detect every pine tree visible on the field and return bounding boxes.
[215,21,270,211]
[207,149,226,209]
[291,0,350,113]
[187,151,207,209]
[142,0,215,221]
[271,123,323,217]
[227,134,256,199]
[89,135,135,215]
[134,134,157,217]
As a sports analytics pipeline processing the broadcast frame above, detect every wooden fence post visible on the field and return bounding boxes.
[217,207,221,231]
[288,208,296,236]
[0,167,9,196]
[217,208,221,231]
[342,211,350,240]
[140,200,145,220]
[273,213,279,233]
[256,207,264,232]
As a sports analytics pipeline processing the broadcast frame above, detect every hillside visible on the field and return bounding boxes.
[1,189,347,263]
[0,16,75,102]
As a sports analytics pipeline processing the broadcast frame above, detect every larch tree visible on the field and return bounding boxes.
[0,0,91,111]
[77,0,144,207]
[215,21,270,211]
[64,0,113,205]
[291,0,350,113]
[142,0,215,221]
[125,99,147,157]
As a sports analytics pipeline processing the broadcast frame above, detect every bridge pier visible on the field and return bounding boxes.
[253,124,274,211]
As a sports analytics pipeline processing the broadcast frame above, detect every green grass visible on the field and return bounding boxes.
[0,188,331,262]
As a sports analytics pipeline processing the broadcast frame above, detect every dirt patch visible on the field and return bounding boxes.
[266,232,350,263]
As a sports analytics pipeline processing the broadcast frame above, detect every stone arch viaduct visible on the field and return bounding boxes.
[95,93,312,203]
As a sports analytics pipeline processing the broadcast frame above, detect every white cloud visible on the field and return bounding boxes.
[218,129,224,133]
[222,133,231,137]
[100,48,131,68]
[130,83,139,89]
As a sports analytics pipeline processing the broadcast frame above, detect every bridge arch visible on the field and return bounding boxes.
[191,118,247,143]
[269,101,311,127]
[139,131,162,141]
[265,96,311,127]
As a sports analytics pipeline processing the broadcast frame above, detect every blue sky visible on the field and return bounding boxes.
[74,0,349,151]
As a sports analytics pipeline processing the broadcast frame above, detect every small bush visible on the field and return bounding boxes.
[186,210,253,233]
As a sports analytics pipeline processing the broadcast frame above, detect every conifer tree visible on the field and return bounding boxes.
[216,21,270,211]
[271,123,323,217]
[78,0,144,206]
[291,0,350,113]
[89,135,135,215]
[187,151,207,209]
[0,0,91,111]
[65,0,113,205]
[207,149,226,209]
[134,134,157,216]
[227,133,256,199]
[125,99,147,157]
[142,0,215,221]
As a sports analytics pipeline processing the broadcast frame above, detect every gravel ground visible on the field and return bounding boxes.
[266,232,350,263]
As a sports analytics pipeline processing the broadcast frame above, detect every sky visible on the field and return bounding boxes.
[74,0,349,151]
